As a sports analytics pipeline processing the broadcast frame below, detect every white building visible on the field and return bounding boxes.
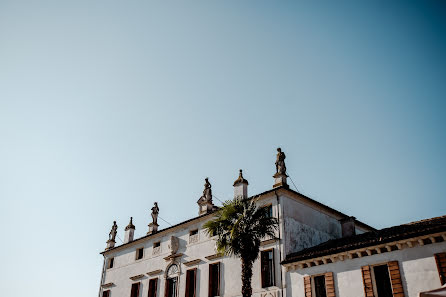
[98,150,446,297]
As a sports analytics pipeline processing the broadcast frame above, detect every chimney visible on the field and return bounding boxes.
[124,217,135,243]
[233,169,248,199]
[340,216,356,237]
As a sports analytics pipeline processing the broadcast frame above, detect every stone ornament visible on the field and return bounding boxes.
[109,221,118,242]
[151,202,159,225]
[275,147,286,175]
[168,236,179,255]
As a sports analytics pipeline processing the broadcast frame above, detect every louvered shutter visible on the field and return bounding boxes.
[387,261,405,297]
[324,272,336,297]
[304,276,312,297]
[361,265,375,297]
[435,253,446,285]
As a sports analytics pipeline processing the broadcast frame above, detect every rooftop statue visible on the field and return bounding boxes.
[109,221,118,242]
[275,147,286,175]
[202,178,212,202]
[151,202,159,225]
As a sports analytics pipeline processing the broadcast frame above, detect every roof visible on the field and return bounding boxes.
[282,214,446,265]
[101,185,375,255]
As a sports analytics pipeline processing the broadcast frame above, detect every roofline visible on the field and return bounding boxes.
[100,185,375,255]
[281,215,446,265]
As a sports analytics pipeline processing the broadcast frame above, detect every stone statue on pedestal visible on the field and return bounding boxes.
[202,178,212,202]
[109,221,118,242]
[275,147,286,175]
[151,202,159,225]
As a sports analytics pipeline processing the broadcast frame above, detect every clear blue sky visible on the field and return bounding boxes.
[1,1,445,296]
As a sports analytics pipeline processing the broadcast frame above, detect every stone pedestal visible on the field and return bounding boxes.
[273,173,288,188]
[106,239,115,250]
[198,200,214,215]
[147,222,159,235]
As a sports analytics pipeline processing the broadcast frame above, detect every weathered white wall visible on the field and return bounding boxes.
[285,241,446,297]
[281,195,342,256]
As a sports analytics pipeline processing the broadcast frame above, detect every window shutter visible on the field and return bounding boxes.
[165,279,169,297]
[193,268,197,297]
[361,265,375,297]
[186,271,191,297]
[435,253,446,285]
[387,261,405,297]
[324,272,336,297]
[261,252,267,288]
[304,276,312,297]
[209,264,214,297]
[149,279,158,297]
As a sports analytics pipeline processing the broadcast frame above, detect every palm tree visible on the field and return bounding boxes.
[203,197,278,297]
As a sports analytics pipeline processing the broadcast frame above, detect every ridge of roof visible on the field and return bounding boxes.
[282,214,446,265]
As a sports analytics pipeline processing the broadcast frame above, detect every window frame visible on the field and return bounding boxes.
[370,263,393,297]
[185,268,197,297]
[107,257,114,269]
[261,248,275,288]
[148,278,158,297]
[311,274,327,297]
[208,262,221,297]
[135,247,144,261]
[130,282,140,297]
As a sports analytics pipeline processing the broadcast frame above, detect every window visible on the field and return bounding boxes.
[185,269,197,297]
[165,277,178,297]
[313,275,326,297]
[265,205,273,218]
[373,265,393,297]
[154,242,160,248]
[148,278,158,297]
[208,262,220,297]
[102,290,110,297]
[304,272,335,297]
[189,229,199,243]
[130,283,140,297]
[108,257,114,269]
[136,248,144,260]
[435,253,446,285]
[261,249,275,287]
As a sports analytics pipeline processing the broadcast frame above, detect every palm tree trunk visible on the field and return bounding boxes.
[241,258,253,297]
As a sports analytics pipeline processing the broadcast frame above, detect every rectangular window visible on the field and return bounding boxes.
[136,248,144,260]
[264,205,273,218]
[313,275,327,297]
[131,283,140,297]
[148,278,158,297]
[373,264,393,297]
[108,257,114,269]
[209,262,220,297]
[165,277,178,297]
[190,229,198,236]
[261,249,275,288]
[185,269,197,297]
[102,290,110,297]
[154,242,160,248]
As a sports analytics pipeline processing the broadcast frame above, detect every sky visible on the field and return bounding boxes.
[0,0,445,296]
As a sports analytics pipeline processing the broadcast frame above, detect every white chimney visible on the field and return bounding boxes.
[124,217,135,243]
[233,169,248,199]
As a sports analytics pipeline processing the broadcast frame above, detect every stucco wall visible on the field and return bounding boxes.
[281,195,342,256]
[285,241,446,297]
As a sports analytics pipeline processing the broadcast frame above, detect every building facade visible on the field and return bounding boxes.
[98,149,446,297]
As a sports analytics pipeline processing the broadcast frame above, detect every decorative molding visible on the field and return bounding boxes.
[164,253,183,261]
[183,259,202,266]
[261,238,278,246]
[130,274,145,281]
[101,283,114,288]
[147,269,163,276]
[205,253,224,260]
[284,231,446,270]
